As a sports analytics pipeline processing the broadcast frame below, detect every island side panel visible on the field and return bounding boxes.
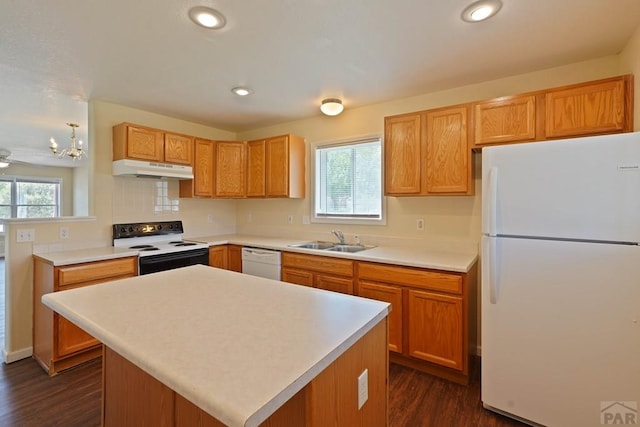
[102,346,175,427]
[306,318,388,426]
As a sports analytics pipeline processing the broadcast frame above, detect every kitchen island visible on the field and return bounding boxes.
[42,264,390,427]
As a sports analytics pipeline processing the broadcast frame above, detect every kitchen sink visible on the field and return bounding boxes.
[325,244,372,253]
[288,241,375,253]
[288,241,336,250]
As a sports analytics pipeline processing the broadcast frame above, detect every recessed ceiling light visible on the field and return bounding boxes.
[461,0,502,23]
[232,87,252,96]
[188,6,226,29]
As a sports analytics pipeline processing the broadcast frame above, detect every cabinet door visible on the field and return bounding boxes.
[227,245,243,272]
[473,95,536,145]
[384,113,423,195]
[282,267,314,287]
[56,314,100,358]
[194,139,214,197]
[164,133,193,165]
[425,106,471,194]
[209,246,228,269]
[545,78,628,138]
[215,141,246,198]
[357,280,403,353]
[246,140,266,198]
[316,274,353,295]
[265,135,289,197]
[407,289,463,371]
[126,126,164,162]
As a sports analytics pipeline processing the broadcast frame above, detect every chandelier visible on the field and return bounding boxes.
[49,123,87,160]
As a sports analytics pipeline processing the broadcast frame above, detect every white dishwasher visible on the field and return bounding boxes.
[241,247,281,280]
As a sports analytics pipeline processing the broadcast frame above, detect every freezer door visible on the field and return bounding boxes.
[481,236,640,427]
[482,132,640,243]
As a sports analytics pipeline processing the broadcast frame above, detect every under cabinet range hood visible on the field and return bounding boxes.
[112,159,194,179]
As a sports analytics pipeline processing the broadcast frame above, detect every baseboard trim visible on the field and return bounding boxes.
[3,346,33,364]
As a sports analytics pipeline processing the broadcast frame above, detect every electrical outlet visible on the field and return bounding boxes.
[247,213,253,223]
[287,215,294,225]
[16,228,35,242]
[59,227,69,239]
[302,215,310,225]
[416,218,425,231]
[358,369,368,409]
[207,214,214,223]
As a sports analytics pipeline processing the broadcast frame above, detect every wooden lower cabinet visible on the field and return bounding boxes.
[356,261,476,384]
[33,256,138,375]
[407,289,463,370]
[227,245,243,272]
[281,252,354,294]
[358,280,403,353]
[208,246,228,269]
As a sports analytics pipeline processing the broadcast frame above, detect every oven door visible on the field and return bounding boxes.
[138,248,209,275]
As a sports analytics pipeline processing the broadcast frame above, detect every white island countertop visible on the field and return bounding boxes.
[42,265,389,427]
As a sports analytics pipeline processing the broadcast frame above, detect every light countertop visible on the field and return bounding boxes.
[33,246,139,266]
[191,234,478,273]
[42,265,389,427]
[33,234,478,273]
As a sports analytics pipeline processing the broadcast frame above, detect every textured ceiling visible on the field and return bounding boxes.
[1,0,640,166]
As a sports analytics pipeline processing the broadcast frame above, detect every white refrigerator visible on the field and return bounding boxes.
[481,132,640,427]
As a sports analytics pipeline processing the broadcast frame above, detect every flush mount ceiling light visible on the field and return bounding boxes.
[461,0,502,22]
[320,98,344,116]
[188,6,226,29]
[231,87,252,96]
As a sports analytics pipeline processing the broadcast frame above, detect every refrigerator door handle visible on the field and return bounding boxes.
[484,237,499,304]
[483,167,498,237]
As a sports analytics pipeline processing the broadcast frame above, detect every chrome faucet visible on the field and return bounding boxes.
[331,230,345,244]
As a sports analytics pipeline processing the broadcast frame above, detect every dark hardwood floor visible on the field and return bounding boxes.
[0,355,525,427]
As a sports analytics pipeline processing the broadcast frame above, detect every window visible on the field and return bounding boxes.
[313,137,384,223]
[0,177,61,232]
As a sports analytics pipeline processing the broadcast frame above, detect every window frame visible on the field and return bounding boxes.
[0,176,62,233]
[310,135,386,226]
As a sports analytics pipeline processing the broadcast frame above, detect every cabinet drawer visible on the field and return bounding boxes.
[357,262,462,294]
[56,257,137,288]
[282,252,353,277]
[316,274,353,295]
[281,267,314,287]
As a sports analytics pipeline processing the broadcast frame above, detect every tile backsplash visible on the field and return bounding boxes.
[113,176,180,223]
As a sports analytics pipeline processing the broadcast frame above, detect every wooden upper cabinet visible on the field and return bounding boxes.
[246,140,266,197]
[113,123,193,165]
[113,124,164,162]
[473,94,537,146]
[246,134,305,199]
[545,75,633,139]
[164,133,193,165]
[425,106,472,194]
[180,138,214,198]
[384,113,423,195]
[215,141,246,198]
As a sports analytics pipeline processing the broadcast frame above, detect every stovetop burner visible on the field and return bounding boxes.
[130,244,155,249]
[113,220,209,258]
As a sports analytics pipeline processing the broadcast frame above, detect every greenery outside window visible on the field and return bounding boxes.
[312,137,384,224]
[0,177,61,232]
